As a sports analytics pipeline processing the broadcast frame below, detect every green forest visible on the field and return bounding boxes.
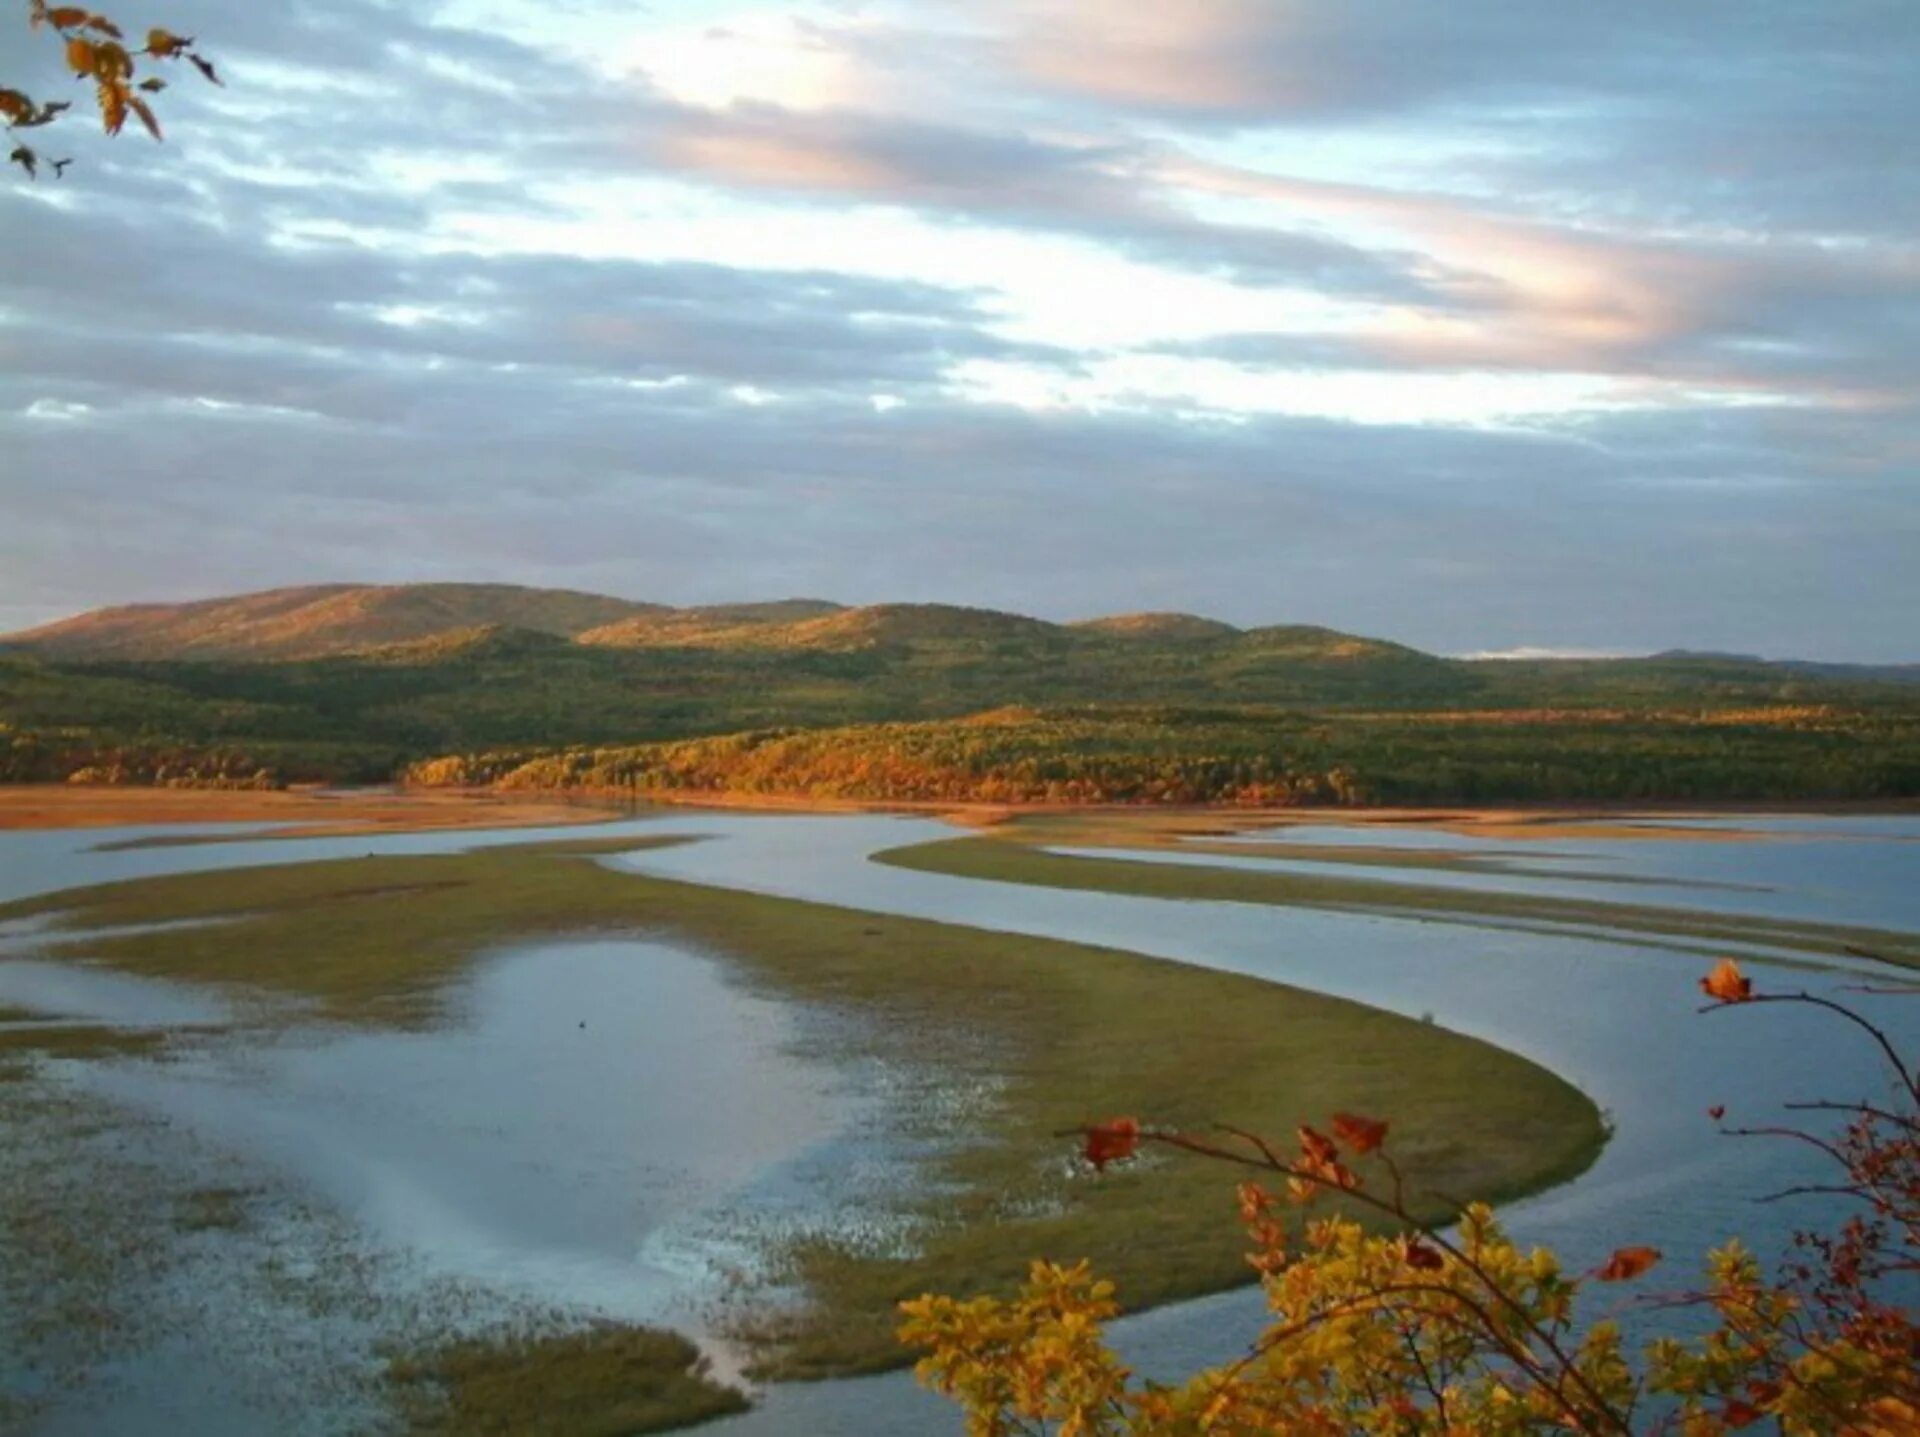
[5,589,1918,802]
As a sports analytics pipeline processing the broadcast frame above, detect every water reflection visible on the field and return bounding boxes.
[1,809,1914,1435]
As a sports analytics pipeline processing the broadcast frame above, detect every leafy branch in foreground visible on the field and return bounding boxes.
[900,959,1918,1434]
[6,1,219,177]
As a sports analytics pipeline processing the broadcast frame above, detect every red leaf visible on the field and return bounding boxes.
[1082,1117,1139,1171]
[1595,1246,1661,1282]
[1404,1238,1445,1271]
[1297,1125,1339,1168]
[1331,1112,1388,1154]
[1708,1104,1726,1121]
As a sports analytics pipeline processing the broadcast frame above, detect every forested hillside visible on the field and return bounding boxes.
[407,705,1920,806]
[4,586,1917,801]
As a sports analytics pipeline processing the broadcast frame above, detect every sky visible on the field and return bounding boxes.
[2,1,1916,659]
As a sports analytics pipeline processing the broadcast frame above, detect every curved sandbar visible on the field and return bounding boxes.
[1,834,1602,1389]
[874,834,1920,969]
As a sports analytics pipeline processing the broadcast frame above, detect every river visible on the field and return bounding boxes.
[1,810,1914,1433]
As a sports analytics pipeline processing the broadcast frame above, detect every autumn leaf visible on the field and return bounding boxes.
[1082,1117,1140,1171]
[189,53,223,86]
[0,90,30,123]
[65,36,96,75]
[1721,1399,1764,1429]
[1595,1246,1661,1282]
[127,94,160,140]
[1708,1104,1726,1121]
[46,6,90,28]
[146,27,188,58]
[1699,958,1753,1003]
[1404,1237,1445,1271]
[9,144,37,178]
[93,40,131,79]
[98,81,127,135]
[1331,1112,1388,1155]
[1297,1125,1339,1168]
[85,15,124,39]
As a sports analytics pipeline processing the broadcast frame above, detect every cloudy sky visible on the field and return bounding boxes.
[3,1,1915,658]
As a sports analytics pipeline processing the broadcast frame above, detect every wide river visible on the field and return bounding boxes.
[1,810,1915,1433]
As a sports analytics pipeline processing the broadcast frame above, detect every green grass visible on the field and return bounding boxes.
[873,835,1920,968]
[0,839,1606,1380]
[387,1324,749,1435]
[0,1023,177,1064]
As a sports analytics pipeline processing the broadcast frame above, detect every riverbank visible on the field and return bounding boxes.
[0,833,1604,1419]
[874,829,1920,969]
[8,780,1914,843]
[0,784,623,834]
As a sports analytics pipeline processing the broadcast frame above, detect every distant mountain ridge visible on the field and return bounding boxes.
[3,584,1422,664]
[3,583,663,661]
[2,584,1910,680]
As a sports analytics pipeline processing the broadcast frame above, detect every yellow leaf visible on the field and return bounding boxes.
[146,28,186,58]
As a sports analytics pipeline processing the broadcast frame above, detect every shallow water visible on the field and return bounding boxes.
[74,939,862,1337]
[1155,814,1920,930]
[0,952,230,1028]
[2,809,1915,1434]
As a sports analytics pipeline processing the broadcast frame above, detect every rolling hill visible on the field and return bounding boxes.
[1070,613,1241,641]
[4,583,662,661]
[3,582,1917,800]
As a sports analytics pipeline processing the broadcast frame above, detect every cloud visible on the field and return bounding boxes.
[1,0,1914,660]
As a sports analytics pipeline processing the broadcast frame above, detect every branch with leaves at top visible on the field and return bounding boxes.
[900,957,1918,1434]
[5,1,220,178]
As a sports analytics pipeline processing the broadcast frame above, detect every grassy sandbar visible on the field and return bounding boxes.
[875,835,1919,968]
[0,839,1605,1386]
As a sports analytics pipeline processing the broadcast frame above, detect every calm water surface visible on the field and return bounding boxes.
[1,811,1915,1434]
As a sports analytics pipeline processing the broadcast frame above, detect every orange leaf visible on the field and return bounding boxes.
[1699,958,1752,1003]
[1297,1125,1339,1168]
[1331,1112,1388,1154]
[47,6,90,28]
[65,36,97,75]
[146,28,188,58]
[98,81,126,136]
[1595,1246,1661,1282]
[1082,1117,1139,1171]
[127,94,160,140]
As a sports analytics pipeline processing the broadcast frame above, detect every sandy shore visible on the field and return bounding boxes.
[4,783,1910,841]
[0,785,624,835]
